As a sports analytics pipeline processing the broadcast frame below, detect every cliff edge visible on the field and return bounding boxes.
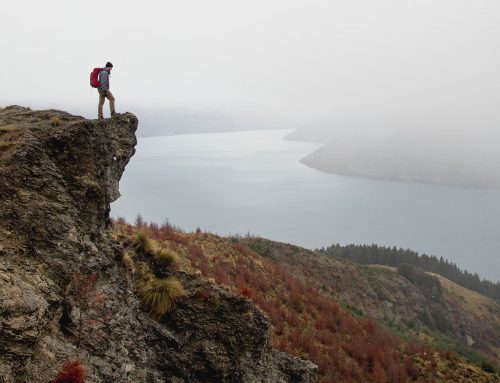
[0,106,316,382]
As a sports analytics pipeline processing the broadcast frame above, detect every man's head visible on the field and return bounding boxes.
[105,62,113,72]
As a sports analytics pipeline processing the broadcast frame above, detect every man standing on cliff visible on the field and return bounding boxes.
[98,62,115,120]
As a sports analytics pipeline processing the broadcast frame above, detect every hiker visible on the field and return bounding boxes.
[97,62,115,119]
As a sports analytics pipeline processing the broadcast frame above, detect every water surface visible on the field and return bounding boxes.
[112,129,500,282]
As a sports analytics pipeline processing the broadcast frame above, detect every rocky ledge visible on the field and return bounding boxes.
[0,106,316,382]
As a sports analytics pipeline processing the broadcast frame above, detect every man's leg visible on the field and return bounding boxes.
[106,91,116,116]
[98,92,105,119]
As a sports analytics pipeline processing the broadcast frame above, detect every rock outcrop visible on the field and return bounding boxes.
[0,106,316,383]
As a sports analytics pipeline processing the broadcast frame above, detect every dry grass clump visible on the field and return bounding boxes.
[112,227,185,318]
[138,277,185,317]
[134,231,155,256]
[51,115,61,127]
[0,141,16,150]
[121,251,135,274]
[0,126,17,134]
[155,248,178,269]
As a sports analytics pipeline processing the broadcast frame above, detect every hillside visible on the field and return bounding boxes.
[238,237,500,368]
[286,123,500,189]
[0,106,315,382]
[319,243,500,303]
[112,219,500,382]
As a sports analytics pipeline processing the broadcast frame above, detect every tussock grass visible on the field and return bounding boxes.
[0,141,16,150]
[155,248,178,269]
[0,126,17,134]
[51,115,61,127]
[138,277,185,317]
[134,231,155,256]
[121,251,135,274]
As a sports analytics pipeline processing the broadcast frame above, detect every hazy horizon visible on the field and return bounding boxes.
[2,1,500,133]
[2,1,499,275]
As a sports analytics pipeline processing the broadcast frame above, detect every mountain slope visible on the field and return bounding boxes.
[113,220,500,382]
[0,106,315,383]
[238,237,500,368]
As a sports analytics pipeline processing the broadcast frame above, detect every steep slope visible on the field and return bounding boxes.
[0,106,315,383]
[113,220,500,382]
[238,237,500,367]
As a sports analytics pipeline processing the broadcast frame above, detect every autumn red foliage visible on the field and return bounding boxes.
[50,360,86,383]
[239,286,252,298]
[67,272,109,347]
[116,220,469,383]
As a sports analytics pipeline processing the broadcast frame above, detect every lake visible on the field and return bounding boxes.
[111,129,500,282]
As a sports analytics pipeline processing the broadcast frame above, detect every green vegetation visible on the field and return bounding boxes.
[341,300,364,318]
[481,360,496,374]
[397,264,444,301]
[319,243,500,301]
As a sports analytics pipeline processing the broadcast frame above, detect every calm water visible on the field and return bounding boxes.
[111,129,500,282]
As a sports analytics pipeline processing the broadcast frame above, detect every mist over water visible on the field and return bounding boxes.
[112,129,500,282]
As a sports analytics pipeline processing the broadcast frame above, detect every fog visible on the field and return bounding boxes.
[1,0,499,133]
[3,1,499,279]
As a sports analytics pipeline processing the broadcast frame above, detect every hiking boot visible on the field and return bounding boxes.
[110,111,116,117]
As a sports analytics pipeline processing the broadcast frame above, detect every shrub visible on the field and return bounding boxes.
[50,359,86,383]
[136,262,153,283]
[134,231,155,256]
[240,287,252,298]
[155,248,178,269]
[139,277,185,317]
[51,115,61,127]
[189,244,204,258]
[481,360,495,373]
[66,273,109,347]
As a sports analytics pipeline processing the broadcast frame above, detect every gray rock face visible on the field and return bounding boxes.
[0,106,316,383]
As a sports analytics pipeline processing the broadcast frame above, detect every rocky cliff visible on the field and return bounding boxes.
[0,106,316,383]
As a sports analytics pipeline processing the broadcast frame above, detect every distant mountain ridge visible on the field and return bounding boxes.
[318,243,500,301]
[286,118,500,189]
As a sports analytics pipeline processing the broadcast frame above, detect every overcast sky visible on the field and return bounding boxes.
[1,0,499,129]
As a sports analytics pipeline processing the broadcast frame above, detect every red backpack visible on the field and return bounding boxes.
[90,68,102,88]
